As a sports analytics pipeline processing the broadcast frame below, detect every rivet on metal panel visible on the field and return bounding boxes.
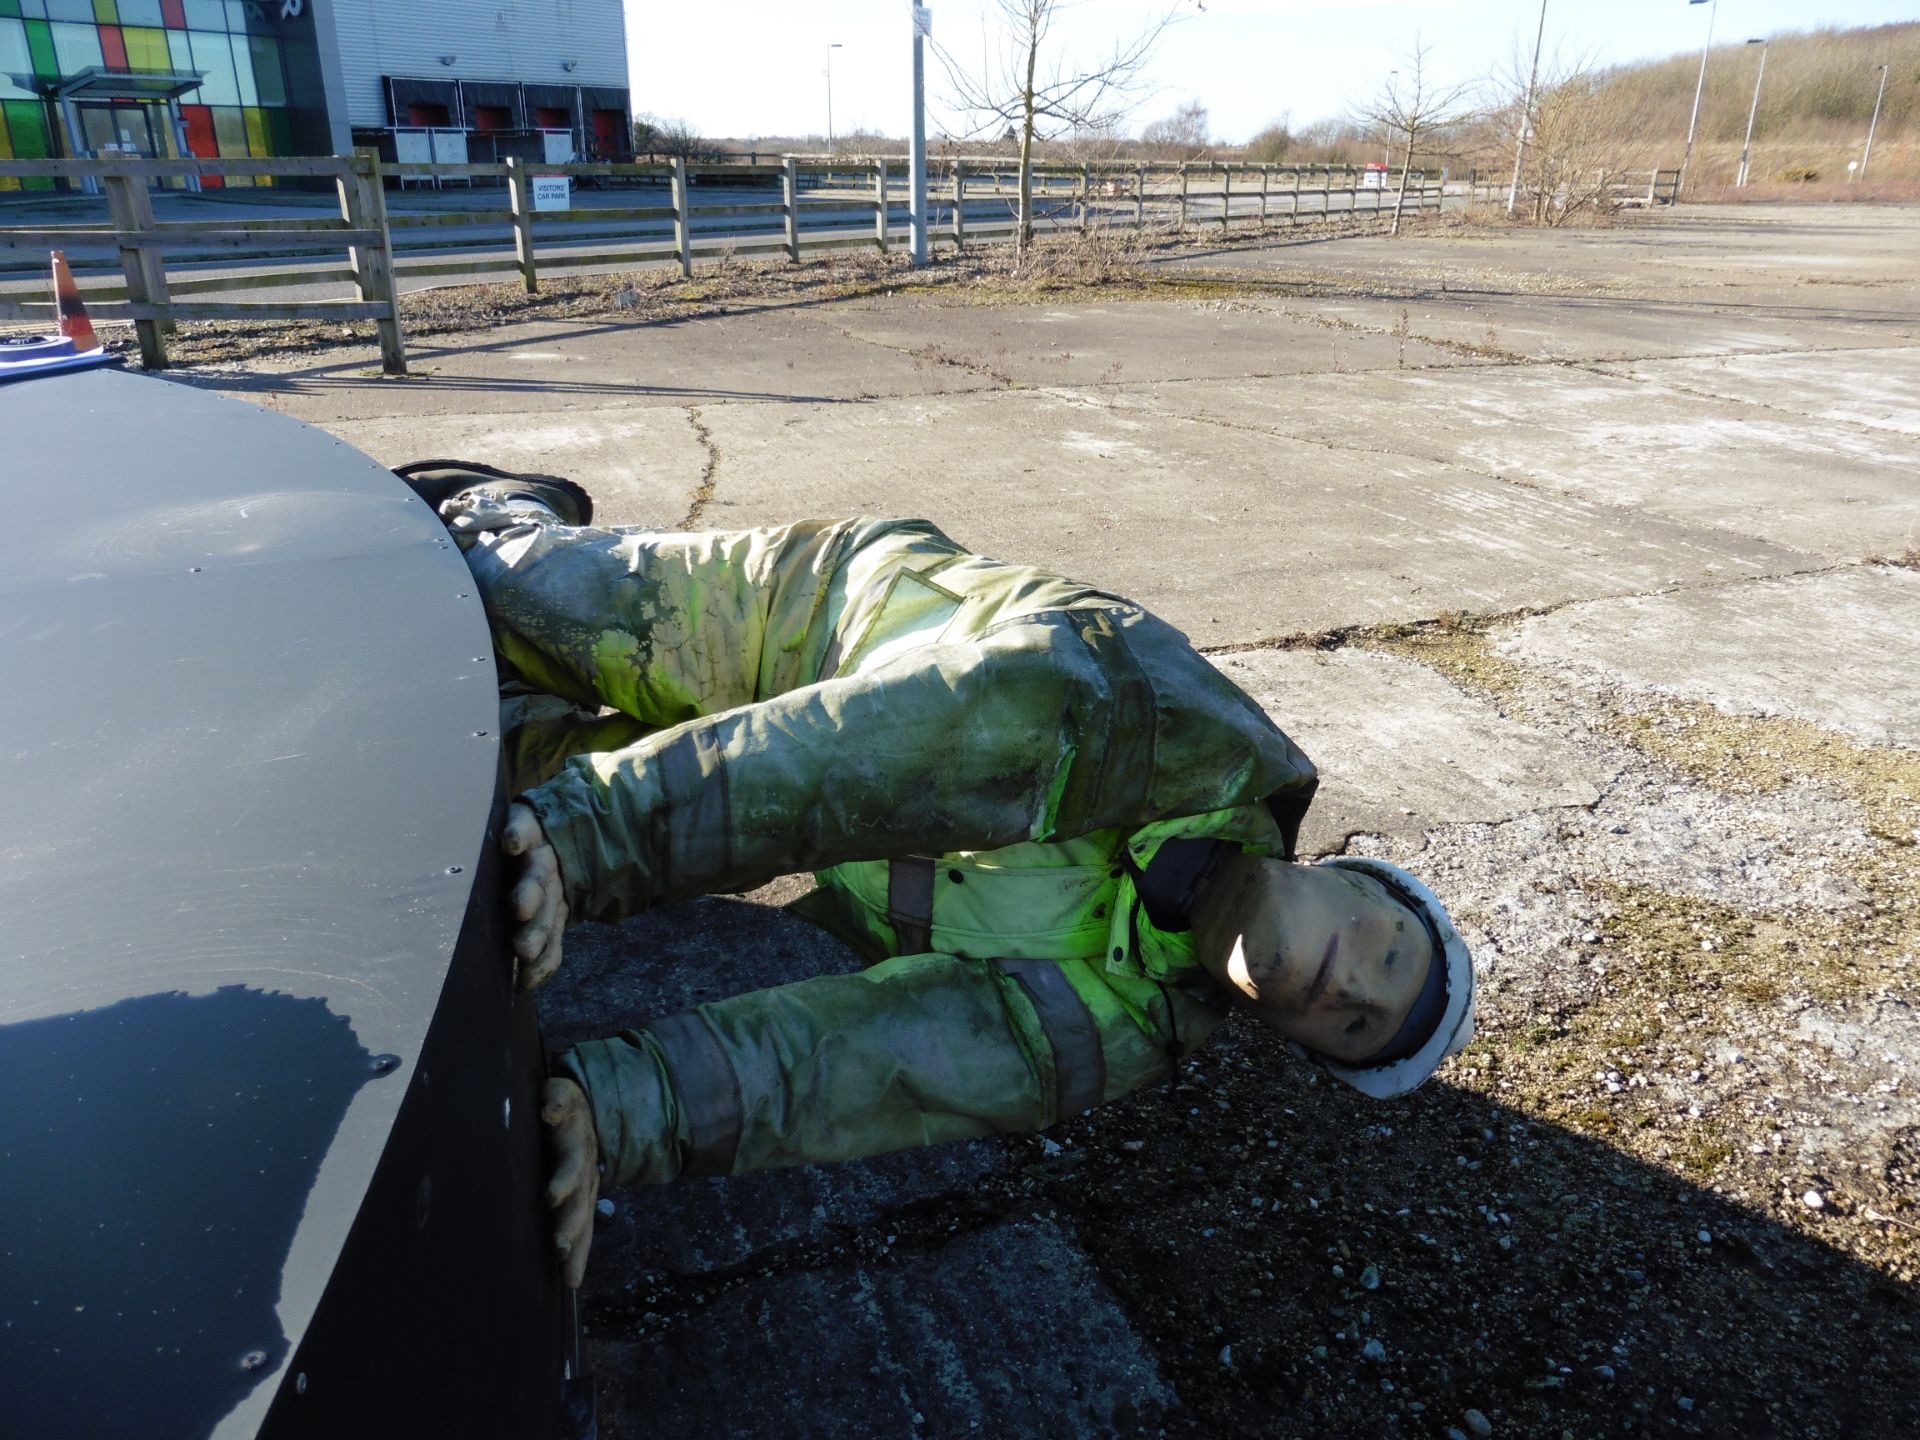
[370,1053,400,1075]
[446,865,464,875]
[502,1097,512,1129]
[296,1373,309,1396]
[188,566,202,573]
[240,1350,268,1372]
[473,730,488,737]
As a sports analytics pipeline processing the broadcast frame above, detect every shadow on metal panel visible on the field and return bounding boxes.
[0,988,387,1438]
[0,367,587,1440]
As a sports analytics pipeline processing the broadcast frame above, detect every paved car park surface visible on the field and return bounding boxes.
[181,203,1919,1438]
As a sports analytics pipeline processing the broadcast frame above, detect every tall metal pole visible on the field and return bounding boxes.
[1861,64,1890,179]
[1737,39,1768,187]
[826,41,842,156]
[1678,0,1718,196]
[1506,0,1548,216]
[909,3,929,266]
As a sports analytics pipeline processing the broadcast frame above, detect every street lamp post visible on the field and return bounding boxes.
[1736,38,1768,187]
[908,3,929,267]
[1679,0,1719,196]
[1506,0,1549,216]
[1861,63,1890,179]
[826,41,843,156]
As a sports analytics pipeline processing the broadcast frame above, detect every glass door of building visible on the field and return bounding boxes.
[77,102,163,159]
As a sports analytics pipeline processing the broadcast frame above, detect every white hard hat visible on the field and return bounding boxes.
[1299,857,1476,1099]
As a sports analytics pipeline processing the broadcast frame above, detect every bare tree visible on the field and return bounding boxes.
[632,113,720,163]
[1488,47,1661,224]
[1351,38,1477,236]
[1140,99,1211,159]
[1244,114,1293,163]
[935,0,1198,262]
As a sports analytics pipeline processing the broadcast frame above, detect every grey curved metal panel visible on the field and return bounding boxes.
[0,368,565,1438]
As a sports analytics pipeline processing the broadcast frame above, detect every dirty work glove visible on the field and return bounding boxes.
[543,1076,600,1289]
[504,802,568,990]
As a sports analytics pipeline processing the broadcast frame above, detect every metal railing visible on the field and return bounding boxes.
[0,152,1443,375]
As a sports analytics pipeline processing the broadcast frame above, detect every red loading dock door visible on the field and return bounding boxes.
[590,109,621,155]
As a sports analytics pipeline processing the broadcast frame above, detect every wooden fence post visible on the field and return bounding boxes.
[1291,168,1301,226]
[130,178,171,334]
[782,156,801,262]
[1259,165,1270,230]
[672,157,692,277]
[1079,162,1091,232]
[1177,163,1188,234]
[1220,163,1232,231]
[1134,165,1145,229]
[504,156,538,294]
[873,160,888,253]
[341,150,406,375]
[951,161,966,249]
[102,171,166,368]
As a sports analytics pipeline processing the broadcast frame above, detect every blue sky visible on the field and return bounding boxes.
[621,0,1917,142]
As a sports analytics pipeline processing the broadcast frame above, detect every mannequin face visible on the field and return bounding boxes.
[1191,856,1434,1064]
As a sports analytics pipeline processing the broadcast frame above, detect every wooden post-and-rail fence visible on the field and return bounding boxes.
[0,153,1445,375]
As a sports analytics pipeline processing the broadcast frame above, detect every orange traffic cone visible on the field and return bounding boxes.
[51,250,100,353]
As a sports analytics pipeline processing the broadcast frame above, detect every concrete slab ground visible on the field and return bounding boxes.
[1210,649,1608,853]
[689,385,1812,638]
[1594,346,1920,436]
[209,306,997,424]
[321,404,708,528]
[1094,362,1918,562]
[1162,203,1920,296]
[193,202,1920,1440]
[1266,290,1920,363]
[825,297,1468,386]
[1500,566,1920,745]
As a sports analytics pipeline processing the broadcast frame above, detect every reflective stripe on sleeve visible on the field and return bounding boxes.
[887,855,937,955]
[645,1009,744,1178]
[992,958,1107,1120]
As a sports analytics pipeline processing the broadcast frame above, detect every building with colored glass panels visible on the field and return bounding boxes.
[0,0,629,191]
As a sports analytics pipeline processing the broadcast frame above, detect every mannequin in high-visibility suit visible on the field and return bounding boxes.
[401,466,1476,1288]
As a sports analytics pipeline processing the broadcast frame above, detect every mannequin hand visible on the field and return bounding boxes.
[504,802,568,990]
[542,1077,600,1289]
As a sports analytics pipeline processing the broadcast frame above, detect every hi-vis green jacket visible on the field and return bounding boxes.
[469,515,1320,1181]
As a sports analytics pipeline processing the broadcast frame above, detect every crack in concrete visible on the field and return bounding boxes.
[1193,555,1860,660]
[680,405,721,529]
[778,294,1917,414]
[1271,302,1533,366]
[1088,392,1872,581]
[1574,358,1920,443]
[833,324,1025,390]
